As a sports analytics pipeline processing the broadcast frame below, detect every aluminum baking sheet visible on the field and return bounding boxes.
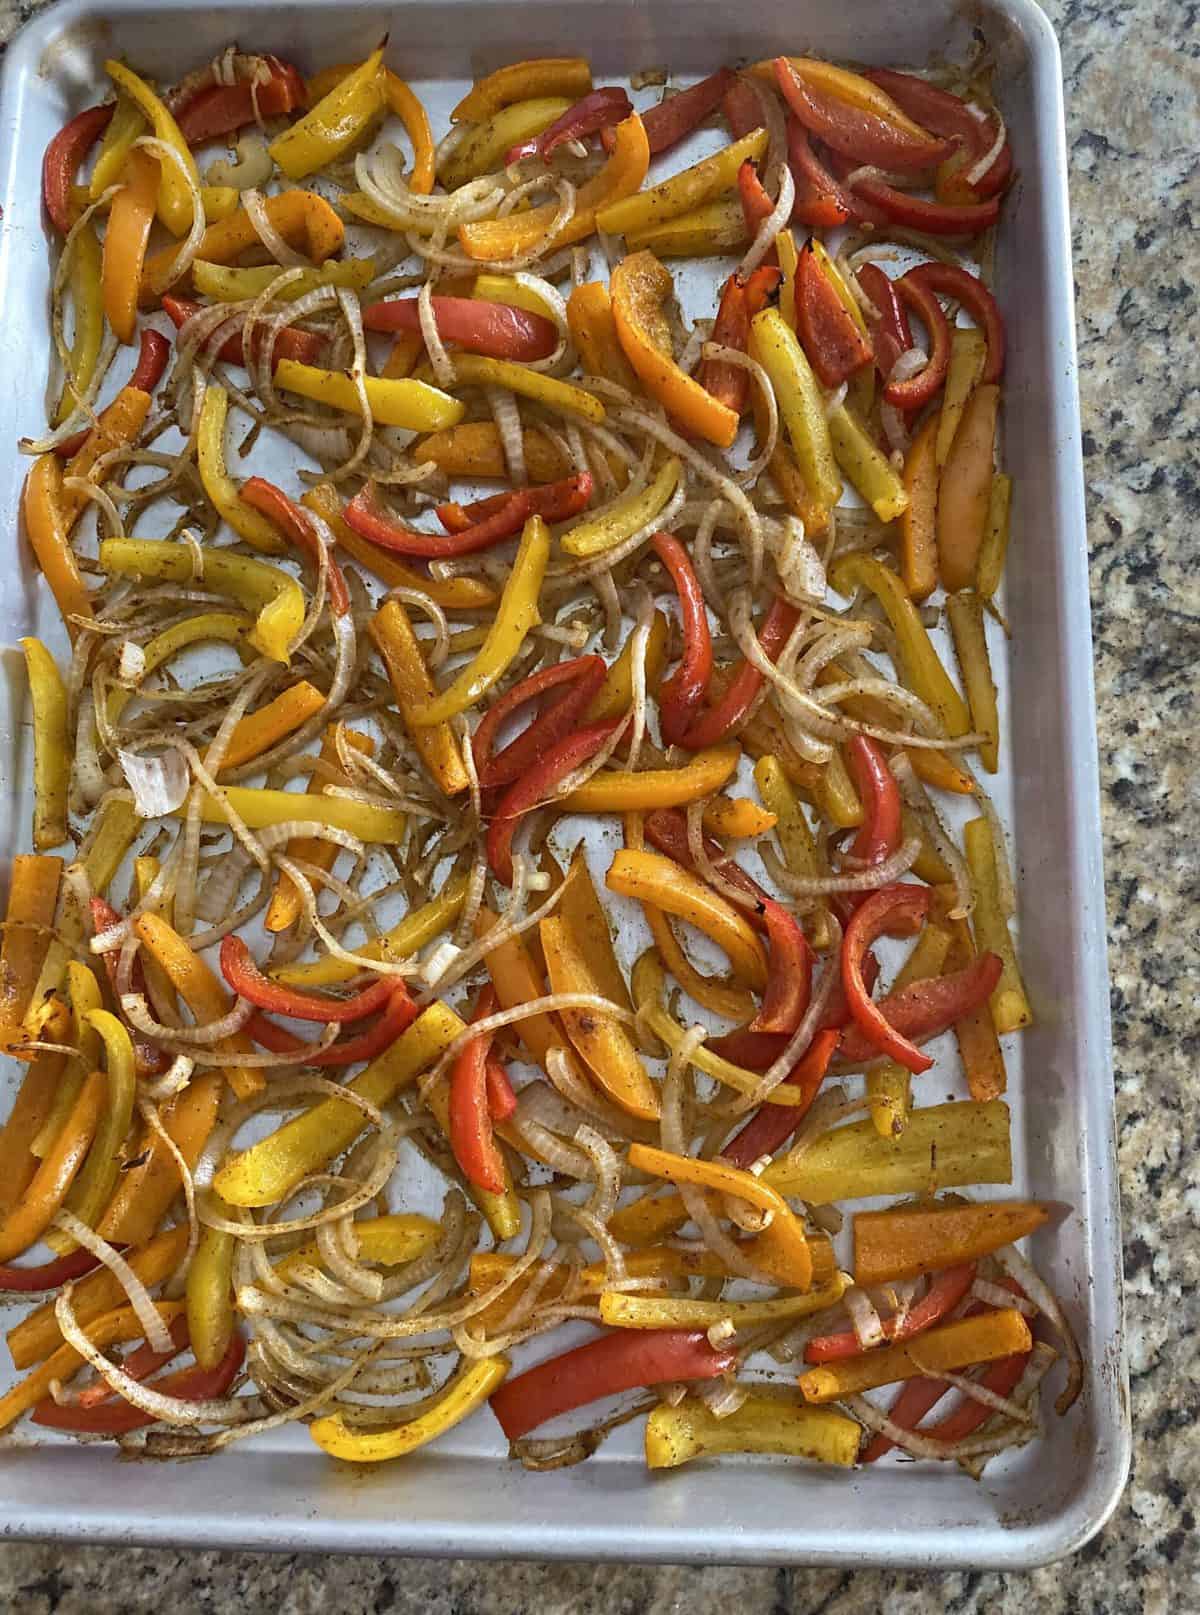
[0,0,1129,1567]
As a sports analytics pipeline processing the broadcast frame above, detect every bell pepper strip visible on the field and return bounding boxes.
[453,58,592,124]
[752,754,835,952]
[100,147,158,343]
[749,306,842,513]
[249,982,420,1070]
[680,594,800,752]
[647,1390,861,1469]
[807,1263,978,1365]
[311,1356,509,1463]
[608,850,767,990]
[183,1193,237,1373]
[942,915,1008,1102]
[563,742,741,815]
[473,656,606,789]
[193,256,376,306]
[937,383,1001,593]
[846,736,902,869]
[43,104,114,232]
[510,86,633,162]
[0,1299,182,1431]
[773,57,952,171]
[104,60,200,236]
[488,719,623,884]
[566,281,639,390]
[795,239,873,388]
[162,293,326,371]
[604,1276,846,1335]
[272,359,463,433]
[141,190,345,294]
[460,112,649,260]
[626,196,749,259]
[447,987,508,1195]
[28,963,99,1150]
[175,55,305,144]
[842,885,934,1073]
[0,1056,64,1220]
[934,327,988,467]
[88,899,165,1080]
[422,1074,522,1239]
[134,914,263,1100]
[348,471,591,560]
[305,492,491,612]
[585,613,668,724]
[440,98,571,187]
[275,880,467,996]
[237,476,349,619]
[19,638,70,853]
[751,901,814,1035]
[486,1058,518,1121]
[362,295,558,361]
[855,261,913,387]
[652,532,713,744]
[854,1200,1049,1290]
[0,1069,104,1263]
[897,413,940,602]
[214,1002,463,1209]
[0,1246,105,1295]
[56,225,105,424]
[99,537,304,664]
[643,902,757,1024]
[219,936,393,1024]
[703,797,776,839]
[600,126,768,242]
[786,117,862,229]
[489,1326,734,1443]
[263,725,374,932]
[106,613,253,727]
[560,457,680,559]
[888,1345,1034,1457]
[699,264,781,415]
[56,1010,138,1248]
[275,1213,441,1285]
[57,385,152,529]
[86,90,146,199]
[475,908,595,1099]
[429,353,604,423]
[178,785,408,845]
[268,45,384,179]
[963,818,1032,1033]
[557,845,634,1015]
[861,929,951,1139]
[628,67,737,157]
[642,809,770,924]
[195,384,286,554]
[829,553,970,737]
[836,160,1003,236]
[826,400,909,523]
[799,1307,1031,1404]
[21,456,94,637]
[0,856,63,1056]
[718,1029,840,1170]
[972,471,1012,601]
[905,266,1006,390]
[946,593,999,773]
[864,68,1012,205]
[417,423,571,485]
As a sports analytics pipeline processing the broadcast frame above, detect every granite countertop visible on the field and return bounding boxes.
[0,0,1195,1608]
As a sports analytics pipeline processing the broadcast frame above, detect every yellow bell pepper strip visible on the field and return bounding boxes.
[749,307,842,516]
[625,196,749,258]
[444,356,606,426]
[134,914,263,1100]
[104,60,200,236]
[977,472,1012,600]
[899,411,940,602]
[753,755,834,953]
[935,327,988,467]
[459,112,649,261]
[0,856,63,1056]
[275,1212,440,1283]
[89,92,145,198]
[6,1226,188,1369]
[946,593,999,773]
[607,1186,692,1247]
[197,385,286,555]
[566,281,639,391]
[642,901,757,1023]
[310,1356,509,1463]
[585,611,668,721]
[562,742,740,814]
[558,846,633,1014]
[101,147,158,344]
[854,1199,1050,1289]
[269,46,385,180]
[701,797,775,839]
[827,400,908,523]
[440,98,570,188]
[938,383,1001,593]
[193,255,377,305]
[629,1143,814,1291]
[598,127,768,238]
[276,876,468,989]
[607,849,767,990]
[611,250,739,449]
[422,1073,522,1241]
[560,456,680,558]
[107,611,252,725]
[766,1098,1012,1202]
[308,59,434,192]
[631,948,777,1091]
[177,785,407,844]
[0,1055,64,1220]
[0,1068,104,1262]
[963,817,1032,1034]
[274,359,464,431]
[217,681,327,774]
[601,1275,846,1333]
[19,638,70,852]
[414,421,570,484]
[453,57,592,123]
[21,456,93,638]
[828,552,971,738]
[370,599,470,795]
[58,385,153,531]
[80,801,140,899]
[773,227,800,326]
[214,1003,463,1208]
[265,726,375,932]
[57,224,104,421]
[646,1391,861,1469]
[186,1196,237,1371]
[540,916,660,1120]
[799,1308,1032,1404]
[940,907,1007,1102]
[471,272,556,322]
[54,1010,137,1249]
[99,538,305,665]
[141,191,345,295]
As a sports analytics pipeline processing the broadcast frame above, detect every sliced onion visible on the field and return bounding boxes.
[117,747,191,817]
[737,160,794,280]
[121,990,253,1046]
[53,1210,174,1354]
[993,1245,1084,1415]
[965,108,1008,187]
[418,276,456,387]
[243,187,309,266]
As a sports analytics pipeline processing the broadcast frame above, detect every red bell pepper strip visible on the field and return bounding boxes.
[486,1058,518,1122]
[795,240,874,388]
[722,77,765,141]
[903,262,1005,383]
[42,104,114,235]
[804,1263,977,1363]
[854,263,913,385]
[736,159,775,238]
[31,1325,245,1435]
[472,655,608,790]
[244,1012,308,1055]
[509,87,634,163]
[863,69,1012,204]
[783,119,867,230]
[161,294,327,371]
[219,936,397,1023]
[920,1347,1032,1442]
[750,899,813,1034]
[883,270,952,411]
[698,264,781,415]
[678,596,800,751]
[707,952,881,1070]
[175,58,306,145]
[642,809,771,922]
[489,1326,736,1442]
[487,719,622,886]
[652,532,713,745]
[89,897,169,1078]
[836,953,1003,1065]
[719,1027,840,1169]
[344,473,593,560]
[830,153,1002,237]
[604,67,737,157]
[846,737,902,868]
[449,986,507,1195]
[240,476,351,616]
[773,58,954,171]
[361,296,559,362]
[74,1313,192,1408]
[842,885,933,1073]
[0,1246,106,1294]
[53,330,173,459]
[244,984,418,1068]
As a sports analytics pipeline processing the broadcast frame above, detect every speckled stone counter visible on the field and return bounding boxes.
[0,0,1195,1608]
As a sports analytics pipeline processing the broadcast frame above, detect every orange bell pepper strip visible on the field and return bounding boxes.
[452,57,592,123]
[475,908,598,1095]
[946,592,1000,774]
[798,1308,1032,1403]
[853,1199,1050,1287]
[937,383,1001,593]
[101,147,158,343]
[216,681,326,773]
[141,190,344,296]
[58,385,154,531]
[0,1054,65,1222]
[557,845,634,1014]
[0,1068,105,1262]
[458,112,648,261]
[942,914,1008,1102]
[20,456,94,637]
[567,281,639,390]
[265,724,375,932]
[413,421,571,484]
[611,250,739,448]
[643,903,758,1023]
[0,856,63,1056]
[606,848,767,990]
[95,1072,223,1249]
[899,412,940,602]
[369,599,470,796]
